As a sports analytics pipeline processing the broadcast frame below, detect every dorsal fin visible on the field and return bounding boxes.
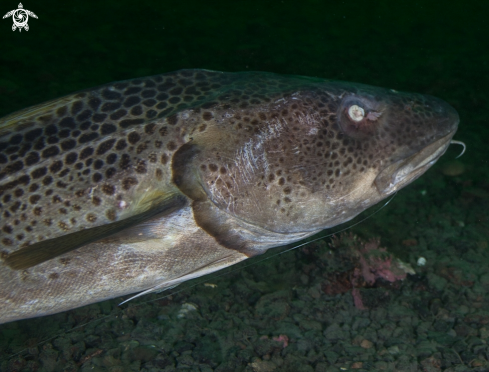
[4,193,187,270]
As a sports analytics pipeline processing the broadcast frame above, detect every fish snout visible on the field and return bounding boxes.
[422,94,460,136]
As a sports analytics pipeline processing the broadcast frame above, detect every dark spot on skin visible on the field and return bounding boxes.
[56,106,67,117]
[202,112,213,121]
[29,195,41,204]
[110,109,127,121]
[119,154,131,169]
[92,196,101,206]
[127,132,141,145]
[143,99,157,107]
[47,136,59,144]
[9,201,21,212]
[96,139,116,155]
[145,123,157,134]
[105,167,117,178]
[169,87,183,95]
[145,109,157,119]
[102,89,121,100]
[33,137,45,151]
[159,127,168,136]
[92,173,103,182]
[123,96,141,108]
[42,176,53,185]
[49,161,63,173]
[167,141,177,151]
[9,134,22,145]
[106,153,117,164]
[59,117,76,129]
[2,225,13,233]
[14,188,23,197]
[135,160,147,173]
[209,164,218,172]
[78,132,99,144]
[31,167,48,179]
[122,177,138,190]
[155,168,163,180]
[161,153,169,164]
[88,97,102,111]
[58,221,69,231]
[106,209,116,221]
[2,238,13,246]
[59,168,70,177]
[71,101,83,115]
[29,183,39,192]
[49,272,60,280]
[167,114,178,125]
[86,213,97,222]
[92,113,107,123]
[77,110,92,122]
[79,147,94,160]
[136,143,147,154]
[125,87,142,95]
[101,102,122,112]
[119,118,145,128]
[102,184,115,195]
[131,106,143,116]
[94,159,104,170]
[44,124,58,136]
[278,177,285,186]
[65,152,78,165]
[41,146,60,158]
[156,101,167,109]
[4,160,24,174]
[24,128,42,142]
[59,130,70,138]
[60,139,76,151]
[59,257,71,265]
[115,139,127,151]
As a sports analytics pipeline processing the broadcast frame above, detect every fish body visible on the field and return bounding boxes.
[0,70,459,324]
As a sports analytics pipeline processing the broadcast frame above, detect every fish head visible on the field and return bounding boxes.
[182,78,459,235]
[333,83,460,196]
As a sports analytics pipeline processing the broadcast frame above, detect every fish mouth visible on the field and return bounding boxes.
[374,131,456,195]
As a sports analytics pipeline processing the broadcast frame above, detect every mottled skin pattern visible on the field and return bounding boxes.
[0,70,459,323]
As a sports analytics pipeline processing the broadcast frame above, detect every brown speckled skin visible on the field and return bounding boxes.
[0,70,459,323]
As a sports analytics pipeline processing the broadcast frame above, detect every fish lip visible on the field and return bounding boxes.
[374,131,456,195]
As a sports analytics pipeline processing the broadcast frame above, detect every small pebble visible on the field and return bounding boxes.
[360,339,373,349]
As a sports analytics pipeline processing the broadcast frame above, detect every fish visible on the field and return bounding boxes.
[0,69,460,324]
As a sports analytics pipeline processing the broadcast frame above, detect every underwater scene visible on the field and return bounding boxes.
[0,0,488,371]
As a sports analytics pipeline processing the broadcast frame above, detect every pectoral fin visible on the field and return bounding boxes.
[4,193,187,270]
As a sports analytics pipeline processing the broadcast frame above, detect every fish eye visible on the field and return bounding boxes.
[338,95,385,140]
[347,104,365,122]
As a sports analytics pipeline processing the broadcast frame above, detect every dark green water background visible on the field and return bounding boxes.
[1,1,489,371]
